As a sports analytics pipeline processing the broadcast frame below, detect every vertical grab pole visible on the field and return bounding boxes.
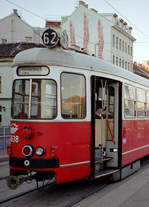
[91,76,96,178]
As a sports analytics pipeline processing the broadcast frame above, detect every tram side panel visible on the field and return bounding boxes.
[122,120,149,167]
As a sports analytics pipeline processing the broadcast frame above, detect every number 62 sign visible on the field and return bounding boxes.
[42,29,59,48]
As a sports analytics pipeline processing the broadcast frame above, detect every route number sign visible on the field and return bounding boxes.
[42,29,59,48]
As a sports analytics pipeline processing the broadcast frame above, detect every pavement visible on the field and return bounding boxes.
[73,163,149,207]
[1,154,149,207]
[0,155,8,162]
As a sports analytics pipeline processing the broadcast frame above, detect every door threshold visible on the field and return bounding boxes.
[94,169,119,179]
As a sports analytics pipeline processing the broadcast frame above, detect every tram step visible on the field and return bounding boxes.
[95,157,113,164]
[94,169,119,179]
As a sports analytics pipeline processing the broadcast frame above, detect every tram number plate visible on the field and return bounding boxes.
[10,135,19,143]
[42,29,59,48]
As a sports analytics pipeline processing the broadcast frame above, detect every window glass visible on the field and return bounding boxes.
[136,88,145,102]
[124,99,134,117]
[61,73,86,119]
[116,37,118,49]
[122,41,124,52]
[12,79,57,119]
[146,92,149,103]
[136,102,145,117]
[116,57,118,66]
[146,104,149,117]
[124,85,135,100]
[119,39,121,50]
[12,80,30,118]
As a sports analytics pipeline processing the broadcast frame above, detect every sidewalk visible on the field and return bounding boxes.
[73,164,149,207]
[0,154,9,162]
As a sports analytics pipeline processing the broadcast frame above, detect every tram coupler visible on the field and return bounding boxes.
[7,174,35,190]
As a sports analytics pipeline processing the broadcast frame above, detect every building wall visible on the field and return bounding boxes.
[61,3,135,72]
[0,13,43,44]
[0,60,13,126]
[62,5,112,62]
[111,28,133,71]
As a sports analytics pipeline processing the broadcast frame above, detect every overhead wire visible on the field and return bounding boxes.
[103,0,149,40]
[4,0,46,21]
[3,0,149,49]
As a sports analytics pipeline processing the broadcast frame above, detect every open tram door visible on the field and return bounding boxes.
[91,76,122,179]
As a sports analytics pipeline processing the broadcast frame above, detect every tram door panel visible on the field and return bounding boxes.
[92,77,120,169]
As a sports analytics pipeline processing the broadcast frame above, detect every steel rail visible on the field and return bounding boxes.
[0,181,55,205]
[64,183,108,207]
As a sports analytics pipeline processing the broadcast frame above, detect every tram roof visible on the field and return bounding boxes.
[13,47,149,88]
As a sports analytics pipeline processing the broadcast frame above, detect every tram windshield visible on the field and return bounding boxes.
[12,79,57,119]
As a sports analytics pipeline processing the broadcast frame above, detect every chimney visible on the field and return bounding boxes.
[113,13,118,18]
[79,1,88,8]
[90,8,98,13]
[45,21,61,27]
[13,9,20,18]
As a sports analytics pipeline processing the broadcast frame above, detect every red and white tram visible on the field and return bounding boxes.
[7,29,149,189]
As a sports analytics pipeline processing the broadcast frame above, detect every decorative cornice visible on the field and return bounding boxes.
[112,25,136,41]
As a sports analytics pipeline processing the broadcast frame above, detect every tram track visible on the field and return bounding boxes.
[0,161,9,181]
[0,187,37,205]
[0,179,108,206]
[0,180,55,205]
[64,183,108,207]
[0,176,8,181]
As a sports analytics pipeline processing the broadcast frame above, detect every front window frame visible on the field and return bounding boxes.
[12,78,57,120]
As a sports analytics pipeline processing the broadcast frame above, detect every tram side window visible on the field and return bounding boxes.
[136,88,145,117]
[124,85,135,118]
[61,73,86,119]
[146,92,149,117]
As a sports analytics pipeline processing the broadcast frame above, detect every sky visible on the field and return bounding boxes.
[0,0,149,63]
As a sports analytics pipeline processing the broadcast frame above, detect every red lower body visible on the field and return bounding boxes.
[122,120,149,167]
[10,121,91,183]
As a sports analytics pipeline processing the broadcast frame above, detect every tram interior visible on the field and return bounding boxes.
[93,77,119,172]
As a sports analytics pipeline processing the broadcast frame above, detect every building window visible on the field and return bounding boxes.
[122,60,124,68]
[125,42,127,53]
[119,39,121,51]
[1,39,7,43]
[131,63,133,71]
[125,61,127,69]
[122,40,124,52]
[25,37,32,42]
[130,47,133,56]
[116,37,118,49]
[116,57,118,66]
[113,35,115,48]
[128,45,130,55]
[128,62,130,70]
[113,55,115,64]
[119,58,121,67]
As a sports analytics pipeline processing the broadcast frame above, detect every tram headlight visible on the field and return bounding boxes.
[35,147,44,156]
[22,145,33,157]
